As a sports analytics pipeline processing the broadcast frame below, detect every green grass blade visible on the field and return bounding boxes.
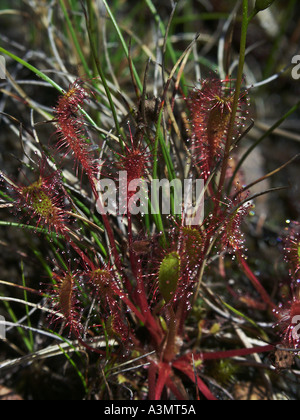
[101,0,143,93]
[58,0,93,79]
[0,46,63,91]
[58,343,89,394]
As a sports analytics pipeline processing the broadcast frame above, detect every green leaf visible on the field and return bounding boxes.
[159,252,181,303]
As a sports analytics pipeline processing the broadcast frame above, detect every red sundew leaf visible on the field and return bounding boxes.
[118,148,150,183]
[237,251,275,310]
[8,160,69,235]
[49,269,83,336]
[199,345,274,360]
[186,78,247,181]
[56,118,97,180]
[148,362,158,400]
[158,252,181,304]
[53,79,97,182]
[219,198,252,253]
[274,282,300,350]
[55,79,89,119]
[283,222,300,279]
[105,311,130,342]
[59,273,75,320]
[113,129,153,211]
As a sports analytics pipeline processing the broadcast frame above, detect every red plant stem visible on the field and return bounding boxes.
[236,250,276,310]
[77,336,107,356]
[127,213,137,276]
[89,180,124,267]
[93,264,164,347]
[112,287,165,349]
[171,344,274,400]
[127,213,163,346]
[92,182,136,294]
[201,345,274,360]
[154,362,172,400]
[163,307,178,363]
[148,361,158,400]
[179,344,274,363]
[64,232,95,271]
[136,277,163,347]
[135,268,149,316]
[110,278,161,347]
[92,187,122,269]
[173,359,217,400]
[111,285,144,323]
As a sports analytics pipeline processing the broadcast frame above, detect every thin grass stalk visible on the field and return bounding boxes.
[58,0,93,79]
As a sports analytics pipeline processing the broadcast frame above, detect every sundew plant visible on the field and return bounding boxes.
[0,0,300,400]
